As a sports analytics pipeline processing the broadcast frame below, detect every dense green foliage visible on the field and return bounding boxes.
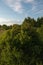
[0,17,43,65]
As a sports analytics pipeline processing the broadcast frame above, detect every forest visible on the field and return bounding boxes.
[0,17,43,65]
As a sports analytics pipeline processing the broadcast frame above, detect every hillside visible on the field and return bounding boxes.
[0,17,43,65]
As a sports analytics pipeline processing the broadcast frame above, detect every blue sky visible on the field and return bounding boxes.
[0,0,43,25]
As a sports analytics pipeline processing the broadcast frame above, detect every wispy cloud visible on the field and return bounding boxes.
[24,0,34,3]
[25,0,43,15]
[33,10,43,15]
[2,0,43,19]
[3,0,35,13]
[31,2,43,15]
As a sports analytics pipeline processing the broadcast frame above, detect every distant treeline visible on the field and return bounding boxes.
[0,17,43,65]
[0,17,43,30]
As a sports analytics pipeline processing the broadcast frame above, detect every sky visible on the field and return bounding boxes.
[0,0,43,25]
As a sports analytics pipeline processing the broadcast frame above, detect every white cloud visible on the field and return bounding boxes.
[0,18,21,25]
[3,0,23,13]
[12,2,23,13]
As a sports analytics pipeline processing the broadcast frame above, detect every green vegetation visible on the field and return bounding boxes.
[0,17,43,65]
